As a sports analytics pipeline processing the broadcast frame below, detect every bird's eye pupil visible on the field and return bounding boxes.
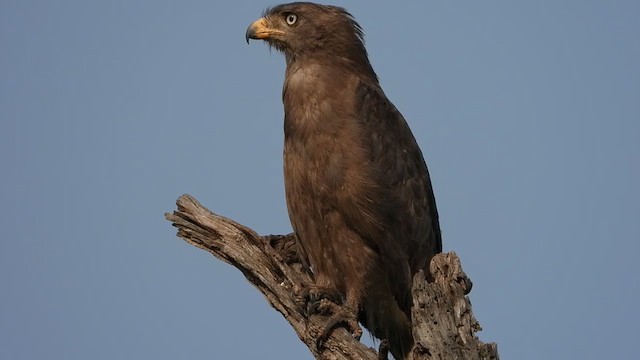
[286,14,297,25]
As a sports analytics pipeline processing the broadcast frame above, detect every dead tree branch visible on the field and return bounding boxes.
[165,194,498,359]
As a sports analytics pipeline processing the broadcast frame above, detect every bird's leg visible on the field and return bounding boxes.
[314,297,362,347]
[305,285,342,316]
[304,287,363,349]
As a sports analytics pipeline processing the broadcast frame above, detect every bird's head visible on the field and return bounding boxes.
[245,2,370,64]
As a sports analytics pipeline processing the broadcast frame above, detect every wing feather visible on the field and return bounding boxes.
[339,80,442,297]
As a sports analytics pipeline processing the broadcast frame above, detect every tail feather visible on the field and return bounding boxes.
[360,290,413,359]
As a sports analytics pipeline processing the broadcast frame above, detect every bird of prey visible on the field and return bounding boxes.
[246,3,442,359]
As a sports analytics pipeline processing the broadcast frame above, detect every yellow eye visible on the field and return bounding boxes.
[285,14,297,25]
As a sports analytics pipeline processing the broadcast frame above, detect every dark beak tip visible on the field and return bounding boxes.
[245,27,254,45]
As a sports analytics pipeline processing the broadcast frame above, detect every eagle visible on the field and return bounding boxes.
[246,3,442,359]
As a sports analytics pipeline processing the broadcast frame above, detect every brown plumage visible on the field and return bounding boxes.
[246,3,442,359]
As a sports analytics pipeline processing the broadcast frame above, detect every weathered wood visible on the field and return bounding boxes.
[165,194,498,359]
[411,254,499,359]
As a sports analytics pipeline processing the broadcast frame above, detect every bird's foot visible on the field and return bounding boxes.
[307,286,342,316]
[318,299,362,343]
[307,297,362,349]
[299,285,362,348]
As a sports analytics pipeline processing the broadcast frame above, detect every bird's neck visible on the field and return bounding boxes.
[285,52,378,85]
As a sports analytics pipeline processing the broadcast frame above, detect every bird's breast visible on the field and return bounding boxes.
[283,125,348,195]
[282,65,371,208]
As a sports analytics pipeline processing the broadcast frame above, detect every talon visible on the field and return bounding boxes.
[300,285,362,349]
[302,286,341,317]
[294,287,310,313]
[307,299,321,316]
[313,302,362,348]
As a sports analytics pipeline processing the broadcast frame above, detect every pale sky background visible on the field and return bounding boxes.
[2,1,639,359]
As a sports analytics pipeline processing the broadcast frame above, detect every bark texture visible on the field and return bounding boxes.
[165,194,498,359]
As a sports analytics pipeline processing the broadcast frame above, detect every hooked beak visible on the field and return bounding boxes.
[245,17,284,44]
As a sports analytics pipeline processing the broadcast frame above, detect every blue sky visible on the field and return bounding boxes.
[2,1,639,359]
